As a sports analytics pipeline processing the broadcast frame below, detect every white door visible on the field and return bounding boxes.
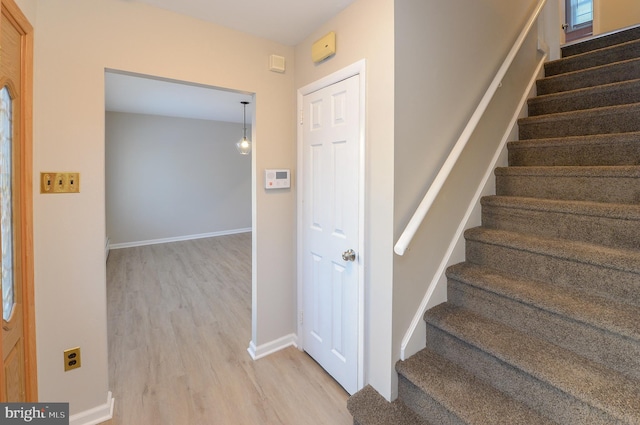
[301,74,360,395]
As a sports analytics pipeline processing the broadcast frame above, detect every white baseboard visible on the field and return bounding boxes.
[247,334,298,360]
[109,228,252,250]
[69,391,114,425]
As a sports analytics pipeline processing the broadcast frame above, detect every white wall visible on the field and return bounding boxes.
[33,0,295,416]
[295,0,395,400]
[594,0,640,35]
[105,112,251,246]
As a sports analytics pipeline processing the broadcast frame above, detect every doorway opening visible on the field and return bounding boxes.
[564,0,593,42]
[103,69,255,413]
[104,70,253,251]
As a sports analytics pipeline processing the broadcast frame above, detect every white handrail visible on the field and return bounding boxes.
[400,54,548,360]
[394,0,547,256]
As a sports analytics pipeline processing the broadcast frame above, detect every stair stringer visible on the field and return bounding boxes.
[399,56,547,360]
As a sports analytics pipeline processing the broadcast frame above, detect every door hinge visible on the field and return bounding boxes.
[298,310,304,326]
[299,109,304,125]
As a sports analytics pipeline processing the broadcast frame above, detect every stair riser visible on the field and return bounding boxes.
[528,81,640,116]
[562,25,640,57]
[425,324,618,425]
[398,376,465,425]
[447,280,640,380]
[545,40,640,76]
[536,59,640,95]
[496,172,640,204]
[481,203,640,250]
[519,107,640,139]
[347,386,430,425]
[508,140,640,166]
[465,239,640,306]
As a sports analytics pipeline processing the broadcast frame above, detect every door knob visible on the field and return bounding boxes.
[342,249,356,262]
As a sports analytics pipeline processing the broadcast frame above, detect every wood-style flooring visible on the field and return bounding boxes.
[105,233,353,425]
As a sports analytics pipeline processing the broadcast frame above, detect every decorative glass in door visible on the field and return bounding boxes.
[0,86,14,322]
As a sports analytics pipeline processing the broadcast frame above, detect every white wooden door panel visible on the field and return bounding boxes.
[302,75,360,394]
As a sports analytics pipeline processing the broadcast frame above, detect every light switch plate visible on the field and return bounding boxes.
[41,172,80,194]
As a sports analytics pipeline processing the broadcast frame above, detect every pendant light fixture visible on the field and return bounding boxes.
[236,101,251,155]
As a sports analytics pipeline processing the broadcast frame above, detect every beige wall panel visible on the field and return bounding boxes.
[595,0,640,34]
[295,0,396,400]
[33,0,295,415]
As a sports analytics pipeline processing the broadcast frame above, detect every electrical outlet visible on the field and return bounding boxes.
[63,347,81,371]
[41,172,80,193]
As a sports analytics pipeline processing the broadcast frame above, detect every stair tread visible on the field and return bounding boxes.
[519,101,640,125]
[538,57,640,85]
[348,386,431,425]
[545,38,640,76]
[528,78,640,114]
[465,227,640,275]
[447,261,640,341]
[518,102,640,139]
[531,78,640,103]
[537,57,640,94]
[508,131,640,150]
[397,348,557,425]
[481,195,640,250]
[562,24,640,57]
[481,195,640,221]
[495,164,640,177]
[507,132,640,167]
[424,304,640,423]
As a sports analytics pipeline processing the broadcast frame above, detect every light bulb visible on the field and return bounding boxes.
[236,137,251,155]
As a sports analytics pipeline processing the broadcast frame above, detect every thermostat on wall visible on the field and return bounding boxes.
[265,169,291,189]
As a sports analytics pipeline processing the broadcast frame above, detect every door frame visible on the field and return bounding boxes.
[0,0,36,401]
[561,0,600,44]
[296,59,366,391]
[563,0,593,42]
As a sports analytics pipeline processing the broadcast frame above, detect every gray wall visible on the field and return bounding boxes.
[392,0,543,394]
[106,111,251,246]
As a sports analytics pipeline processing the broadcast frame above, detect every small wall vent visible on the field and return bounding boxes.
[269,55,286,73]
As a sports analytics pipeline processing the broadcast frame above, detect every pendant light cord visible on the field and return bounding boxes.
[242,101,249,139]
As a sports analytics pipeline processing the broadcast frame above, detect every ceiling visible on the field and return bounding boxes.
[106,0,354,122]
[133,0,354,46]
[105,71,253,123]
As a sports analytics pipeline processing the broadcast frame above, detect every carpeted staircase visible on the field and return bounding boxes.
[348,25,640,425]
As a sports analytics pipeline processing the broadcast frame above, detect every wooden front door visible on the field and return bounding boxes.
[0,0,35,402]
